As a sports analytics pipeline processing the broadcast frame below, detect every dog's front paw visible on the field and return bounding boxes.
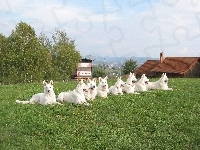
[83,102,90,106]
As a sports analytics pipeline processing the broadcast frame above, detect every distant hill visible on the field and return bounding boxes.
[83,55,159,67]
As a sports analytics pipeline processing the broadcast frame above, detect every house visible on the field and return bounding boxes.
[135,52,200,78]
[71,58,92,79]
[134,60,159,78]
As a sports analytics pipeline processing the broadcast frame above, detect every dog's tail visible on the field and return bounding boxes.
[16,100,30,104]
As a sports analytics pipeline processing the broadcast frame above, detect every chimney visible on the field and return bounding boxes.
[160,52,164,63]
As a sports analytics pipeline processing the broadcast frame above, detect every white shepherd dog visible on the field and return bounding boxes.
[97,76,109,98]
[83,78,97,100]
[147,73,173,90]
[135,74,149,92]
[16,80,60,105]
[122,72,138,94]
[57,79,89,105]
[108,77,124,95]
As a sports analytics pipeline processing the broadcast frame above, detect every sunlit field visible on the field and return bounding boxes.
[0,78,200,149]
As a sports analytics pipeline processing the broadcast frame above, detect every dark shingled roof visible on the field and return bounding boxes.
[134,60,160,76]
[151,57,200,74]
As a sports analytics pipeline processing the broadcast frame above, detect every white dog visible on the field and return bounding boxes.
[108,77,124,95]
[135,74,149,92]
[97,76,109,98]
[147,73,173,90]
[122,72,138,94]
[57,79,89,105]
[83,78,97,100]
[16,80,60,105]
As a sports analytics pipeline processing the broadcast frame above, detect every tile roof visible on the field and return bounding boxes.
[151,57,200,74]
[134,60,160,76]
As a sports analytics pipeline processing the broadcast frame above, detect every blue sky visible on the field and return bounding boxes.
[1,0,200,58]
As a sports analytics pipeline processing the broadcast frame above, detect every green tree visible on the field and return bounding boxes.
[0,33,10,83]
[92,65,106,78]
[7,21,53,83]
[51,29,81,80]
[122,58,137,75]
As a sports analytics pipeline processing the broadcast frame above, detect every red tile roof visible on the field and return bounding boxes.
[151,57,200,74]
[134,60,160,76]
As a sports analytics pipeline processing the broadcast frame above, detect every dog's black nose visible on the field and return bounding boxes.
[93,86,95,88]
[48,90,50,93]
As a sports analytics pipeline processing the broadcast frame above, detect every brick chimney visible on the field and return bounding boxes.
[160,52,164,63]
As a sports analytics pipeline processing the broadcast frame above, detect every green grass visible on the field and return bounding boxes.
[0,78,200,149]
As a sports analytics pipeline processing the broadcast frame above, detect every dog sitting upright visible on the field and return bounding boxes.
[83,78,97,100]
[108,77,124,95]
[57,79,89,105]
[16,80,60,105]
[122,72,138,94]
[147,73,173,90]
[97,76,109,98]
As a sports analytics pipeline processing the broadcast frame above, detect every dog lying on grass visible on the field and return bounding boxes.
[57,79,89,106]
[122,72,138,94]
[146,73,173,90]
[83,78,97,100]
[97,76,109,98]
[135,74,149,92]
[108,77,124,95]
[16,80,61,105]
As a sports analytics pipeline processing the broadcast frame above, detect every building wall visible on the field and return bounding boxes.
[185,62,200,78]
[71,59,93,79]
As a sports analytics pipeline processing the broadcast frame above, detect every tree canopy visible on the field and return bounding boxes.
[122,58,137,75]
[0,21,81,84]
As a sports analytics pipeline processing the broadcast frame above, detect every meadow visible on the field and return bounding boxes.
[0,78,200,150]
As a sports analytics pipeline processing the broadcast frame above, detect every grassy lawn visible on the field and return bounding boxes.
[0,78,200,149]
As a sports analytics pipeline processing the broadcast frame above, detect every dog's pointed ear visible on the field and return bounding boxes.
[117,76,121,80]
[79,79,83,85]
[104,76,108,80]
[93,78,96,83]
[49,80,53,85]
[99,77,102,82]
[81,79,84,83]
[43,80,47,86]
[87,78,90,83]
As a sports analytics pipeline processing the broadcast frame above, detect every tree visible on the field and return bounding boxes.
[92,65,107,78]
[7,21,53,83]
[0,22,81,83]
[50,29,81,80]
[0,33,9,83]
[122,58,137,75]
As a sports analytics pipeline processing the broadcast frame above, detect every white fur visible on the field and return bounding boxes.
[122,72,138,94]
[108,77,124,95]
[97,76,109,98]
[135,74,149,92]
[83,78,97,100]
[16,80,60,105]
[57,79,89,105]
[147,73,173,90]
